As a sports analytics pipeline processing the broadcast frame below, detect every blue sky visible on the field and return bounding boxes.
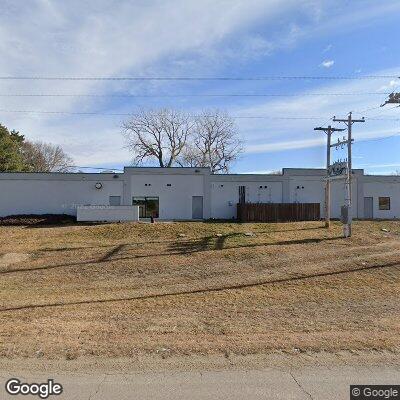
[0,0,399,174]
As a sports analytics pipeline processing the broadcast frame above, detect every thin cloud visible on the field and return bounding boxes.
[320,59,334,68]
[322,44,332,53]
[246,138,325,154]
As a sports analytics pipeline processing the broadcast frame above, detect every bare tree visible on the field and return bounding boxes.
[179,110,242,173]
[22,141,74,172]
[122,108,193,167]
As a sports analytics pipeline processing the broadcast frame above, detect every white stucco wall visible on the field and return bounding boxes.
[128,173,205,220]
[330,179,360,219]
[288,177,325,215]
[0,174,123,216]
[363,181,400,219]
[77,205,139,222]
[0,169,399,221]
[210,181,283,219]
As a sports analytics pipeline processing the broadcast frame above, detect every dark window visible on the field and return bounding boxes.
[109,196,121,206]
[379,197,390,210]
[259,185,263,189]
[239,186,246,204]
[132,197,159,218]
[166,184,172,187]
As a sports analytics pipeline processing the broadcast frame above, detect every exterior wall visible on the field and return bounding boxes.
[0,173,123,217]
[124,168,208,220]
[210,178,283,219]
[77,205,139,222]
[362,179,400,219]
[288,177,325,215]
[329,179,358,219]
[285,169,363,219]
[0,168,399,221]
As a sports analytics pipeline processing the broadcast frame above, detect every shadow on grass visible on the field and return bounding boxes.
[0,235,344,276]
[168,234,342,254]
[0,261,398,313]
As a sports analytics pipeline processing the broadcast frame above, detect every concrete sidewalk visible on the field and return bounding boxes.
[1,365,399,399]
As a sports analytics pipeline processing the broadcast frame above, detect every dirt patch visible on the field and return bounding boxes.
[0,252,30,267]
[0,214,76,226]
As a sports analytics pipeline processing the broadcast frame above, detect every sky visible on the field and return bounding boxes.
[0,0,399,174]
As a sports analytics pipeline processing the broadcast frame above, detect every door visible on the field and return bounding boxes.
[192,196,203,219]
[364,197,373,219]
[132,197,159,218]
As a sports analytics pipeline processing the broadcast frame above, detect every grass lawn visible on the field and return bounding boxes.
[0,220,399,360]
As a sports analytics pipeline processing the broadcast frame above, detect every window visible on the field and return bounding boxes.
[379,197,390,210]
[109,196,121,206]
[238,186,246,204]
[132,197,159,218]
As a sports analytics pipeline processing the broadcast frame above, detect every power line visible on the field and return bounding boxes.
[0,108,399,121]
[354,104,399,116]
[0,75,398,81]
[0,109,325,119]
[366,117,400,121]
[359,133,400,143]
[0,109,131,116]
[0,92,392,98]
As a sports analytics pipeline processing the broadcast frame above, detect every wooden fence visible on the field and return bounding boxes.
[237,203,320,222]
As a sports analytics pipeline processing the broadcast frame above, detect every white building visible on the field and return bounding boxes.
[0,167,399,220]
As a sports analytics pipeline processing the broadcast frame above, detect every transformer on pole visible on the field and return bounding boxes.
[314,125,345,228]
[332,112,365,238]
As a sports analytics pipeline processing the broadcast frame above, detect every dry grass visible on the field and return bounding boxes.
[0,220,399,359]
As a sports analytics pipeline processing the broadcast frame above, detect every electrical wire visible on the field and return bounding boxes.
[0,106,399,122]
[358,133,400,143]
[1,108,400,121]
[0,109,327,119]
[0,75,398,81]
[0,92,392,98]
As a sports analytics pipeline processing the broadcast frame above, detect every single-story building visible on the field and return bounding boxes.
[0,167,399,220]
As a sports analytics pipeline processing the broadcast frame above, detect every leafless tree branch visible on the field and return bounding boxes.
[122,108,193,167]
[178,110,242,173]
[22,141,74,172]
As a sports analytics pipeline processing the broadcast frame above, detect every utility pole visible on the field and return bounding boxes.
[314,125,345,228]
[333,112,365,237]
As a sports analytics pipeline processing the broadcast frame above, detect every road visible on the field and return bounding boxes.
[0,365,399,399]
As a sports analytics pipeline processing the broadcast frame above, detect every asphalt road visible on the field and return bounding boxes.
[1,365,399,400]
